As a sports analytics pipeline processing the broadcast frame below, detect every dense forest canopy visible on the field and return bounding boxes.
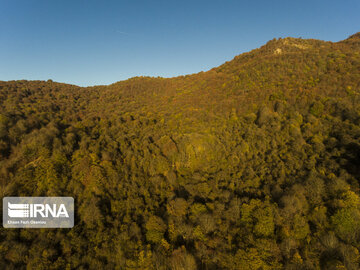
[0,32,360,269]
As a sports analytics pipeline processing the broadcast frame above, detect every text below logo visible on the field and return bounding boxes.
[3,197,74,228]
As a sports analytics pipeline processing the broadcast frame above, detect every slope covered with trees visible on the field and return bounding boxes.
[0,32,360,269]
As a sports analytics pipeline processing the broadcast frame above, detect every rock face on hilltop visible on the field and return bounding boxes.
[347,31,360,41]
[0,32,360,269]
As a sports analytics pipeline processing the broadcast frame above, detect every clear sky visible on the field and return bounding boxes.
[0,0,359,86]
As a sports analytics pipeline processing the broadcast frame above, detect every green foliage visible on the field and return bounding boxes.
[145,216,167,244]
[253,206,275,237]
[332,208,360,244]
[310,101,324,116]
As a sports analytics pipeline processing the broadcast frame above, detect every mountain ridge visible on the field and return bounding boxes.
[1,32,359,88]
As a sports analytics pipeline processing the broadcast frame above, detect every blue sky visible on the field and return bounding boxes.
[0,0,359,86]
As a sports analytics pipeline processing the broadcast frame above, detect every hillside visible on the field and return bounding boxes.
[0,32,360,269]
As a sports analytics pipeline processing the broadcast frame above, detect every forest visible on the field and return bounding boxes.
[0,32,360,269]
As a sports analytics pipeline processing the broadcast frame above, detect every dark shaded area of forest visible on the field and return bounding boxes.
[0,32,360,269]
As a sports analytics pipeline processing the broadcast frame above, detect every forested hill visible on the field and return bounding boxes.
[0,33,360,269]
